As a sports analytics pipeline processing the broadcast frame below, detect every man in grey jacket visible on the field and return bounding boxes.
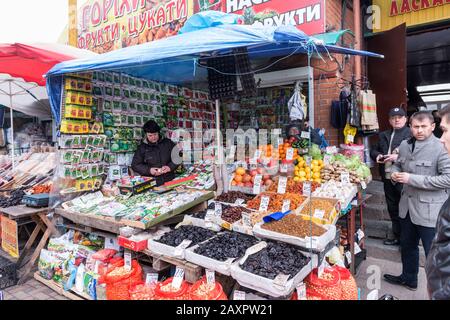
[383,111,450,290]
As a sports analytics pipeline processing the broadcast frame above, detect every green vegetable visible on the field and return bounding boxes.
[308,144,323,160]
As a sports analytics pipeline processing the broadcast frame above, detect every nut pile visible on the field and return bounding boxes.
[266,178,320,194]
[155,226,216,247]
[221,206,252,224]
[299,198,337,220]
[321,163,362,184]
[241,241,311,279]
[261,214,326,238]
[215,191,253,204]
[194,232,259,261]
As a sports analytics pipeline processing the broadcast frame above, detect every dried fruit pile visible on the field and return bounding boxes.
[155,226,216,247]
[241,241,311,279]
[221,206,252,224]
[0,189,25,208]
[261,214,326,238]
[215,191,253,204]
[266,178,320,194]
[246,192,306,212]
[194,232,259,261]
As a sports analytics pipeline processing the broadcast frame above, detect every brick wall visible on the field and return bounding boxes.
[309,0,358,146]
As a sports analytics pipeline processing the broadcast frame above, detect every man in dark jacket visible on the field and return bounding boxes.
[285,118,322,146]
[370,107,411,245]
[131,120,179,186]
[426,104,450,299]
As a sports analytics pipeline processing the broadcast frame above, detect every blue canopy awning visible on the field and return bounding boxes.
[46,23,383,124]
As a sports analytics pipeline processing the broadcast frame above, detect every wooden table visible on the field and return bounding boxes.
[0,205,58,284]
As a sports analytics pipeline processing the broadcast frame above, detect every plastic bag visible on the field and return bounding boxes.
[334,266,358,300]
[38,249,58,280]
[189,276,227,300]
[92,249,117,262]
[154,277,191,300]
[305,267,342,300]
[104,260,143,300]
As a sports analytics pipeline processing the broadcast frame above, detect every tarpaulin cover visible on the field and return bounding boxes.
[46,15,383,124]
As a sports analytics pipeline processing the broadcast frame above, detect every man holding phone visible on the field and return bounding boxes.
[370,107,411,245]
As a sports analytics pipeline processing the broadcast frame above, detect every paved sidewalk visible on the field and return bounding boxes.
[2,277,68,300]
[355,256,429,300]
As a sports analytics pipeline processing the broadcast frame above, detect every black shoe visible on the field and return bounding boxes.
[383,239,400,246]
[383,274,417,291]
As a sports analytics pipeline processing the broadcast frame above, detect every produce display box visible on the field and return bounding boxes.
[118,235,148,252]
[0,256,17,290]
[184,237,262,276]
[296,197,341,225]
[117,178,156,195]
[252,223,337,252]
[230,251,318,298]
[121,191,215,230]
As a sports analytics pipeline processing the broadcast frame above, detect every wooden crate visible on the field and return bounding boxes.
[143,250,203,284]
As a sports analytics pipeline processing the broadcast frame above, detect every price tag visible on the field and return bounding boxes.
[347,135,355,143]
[206,269,215,285]
[301,131,311,139]
[286,148,294,160]
[205,209,215,222]
[94,261,100,274]
[318,262,325,279]
[227,145,236,160]
[235,198,245,205]
[277,176,287,194]
[326,146,337,154]
[124,251,132,271]
[253,175,262,194]
[172,267,185,290]
[356,229,365,242]
[341,172,350,184]
[314,209,325,219]
[233,290,246,300]
[302,182,311,196]
[242,213,252,227]
[345,251,352,264]
[259,196,270,212]
[282,199,291,213]
[361,181,367,189]
[354,242,362,255]
[214,203,222,217]
[280,163,288,173]
[305,156,312,166]
[221,221,232,230]
[146,273,159,285]
[323,154,332,165]
[249,157,257,165]
[273,274,290,287]
[296,283,307,300]
[254,150,262,159]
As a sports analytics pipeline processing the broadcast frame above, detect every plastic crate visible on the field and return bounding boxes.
[0,256,17,290]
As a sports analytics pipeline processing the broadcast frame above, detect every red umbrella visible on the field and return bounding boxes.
[0,43,96,86]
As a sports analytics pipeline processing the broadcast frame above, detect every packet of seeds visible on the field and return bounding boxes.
[113,73,121,84]
[91,164,99,177]
[82,150,91,163]
[72,135,81,148]
[121,102,129,112]
[103,99,112,111]
[113,100,121,112]
[87,135,95,147]
[80,136,88,148]
[93,136,101,147]
[81,166,90,179]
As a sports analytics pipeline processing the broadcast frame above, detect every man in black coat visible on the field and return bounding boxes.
[427,104,450,299]
[370,107,411,245]
[131,120,179,186]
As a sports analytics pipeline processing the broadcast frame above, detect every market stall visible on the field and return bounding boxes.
[30,12,382,300]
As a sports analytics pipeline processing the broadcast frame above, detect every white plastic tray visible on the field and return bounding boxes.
[252,222,336,252]
[230,251,318,298]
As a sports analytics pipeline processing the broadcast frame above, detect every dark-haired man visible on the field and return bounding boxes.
[383,111,450,291]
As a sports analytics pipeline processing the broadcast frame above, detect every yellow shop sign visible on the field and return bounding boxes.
[372,0,450,32]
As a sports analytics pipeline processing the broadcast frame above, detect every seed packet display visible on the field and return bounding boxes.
[120,114,127,126]
[61,150,73,164]
[129,102,137,113]
[82,150,91,164]
[71,151,82,165]
[135,78,142,88]
[104,86,113,97]
[127,115,135,126]
[129,77,136,87]
[130,89,137,100]
[113,87,122,98]
[91,164,99,177]
[79,136,88,148]
[96,72,105,82]
[135,115,143,127]
[105,72,113,83]
[60,135,74,149]
[113,100,121,113]
[113,73,121,85]
[136,103,143,113]
[143,92,150,101]
[81,166,90,179]
[123,88,131,99]
[86,135,95,147]
[98,164,105,175]
[121,102,129,112]
[103,99,112,111]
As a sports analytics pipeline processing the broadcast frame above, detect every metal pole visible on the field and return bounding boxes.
[308,62,315,128]
[215,99,227,193]
[9,81,15,169]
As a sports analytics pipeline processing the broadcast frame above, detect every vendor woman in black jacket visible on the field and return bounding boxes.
[131,120,179,186]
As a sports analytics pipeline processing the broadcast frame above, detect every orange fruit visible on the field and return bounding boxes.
[234,175,243,183]
[236,167,246,176]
